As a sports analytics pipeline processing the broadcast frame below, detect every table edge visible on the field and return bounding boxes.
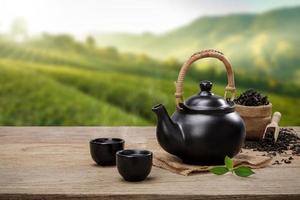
[1,193,300,200]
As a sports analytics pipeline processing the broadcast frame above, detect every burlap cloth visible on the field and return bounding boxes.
[128,141,272,176]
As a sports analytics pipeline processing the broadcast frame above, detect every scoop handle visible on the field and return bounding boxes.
[174,49,236,110]
[271,112,282,124]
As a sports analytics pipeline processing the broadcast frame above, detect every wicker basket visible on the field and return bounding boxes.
[235,103,272,140]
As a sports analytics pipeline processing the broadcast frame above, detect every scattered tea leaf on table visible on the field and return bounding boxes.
[234,166,255,177]
[209,166,229,175]
[210,156,255,178]
[225,156,234,170]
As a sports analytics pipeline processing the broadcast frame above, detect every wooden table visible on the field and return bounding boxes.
[0,127,300,200]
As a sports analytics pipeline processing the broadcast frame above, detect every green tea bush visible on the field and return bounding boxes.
[29,62,300,126]
[0,63,148,125]
[0,35,299,126]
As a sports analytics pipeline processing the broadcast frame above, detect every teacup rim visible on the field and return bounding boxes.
[90,138,124,145]
[117,149,152,158]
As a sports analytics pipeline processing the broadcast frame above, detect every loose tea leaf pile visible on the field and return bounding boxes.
[234,89,269,106]
[244,128,300,165]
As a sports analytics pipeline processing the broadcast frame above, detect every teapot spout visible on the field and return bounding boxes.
[152,104,184,156]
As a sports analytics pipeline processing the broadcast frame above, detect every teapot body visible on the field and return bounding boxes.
[152,49,246,165]
[170,109,245,165]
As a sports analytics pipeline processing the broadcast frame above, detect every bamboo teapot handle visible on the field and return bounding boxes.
[175,49,236,110]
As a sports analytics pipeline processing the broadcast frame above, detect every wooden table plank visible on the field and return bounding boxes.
[0,127,300,200]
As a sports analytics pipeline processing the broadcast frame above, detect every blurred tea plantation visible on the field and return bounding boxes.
[0,6,300,126]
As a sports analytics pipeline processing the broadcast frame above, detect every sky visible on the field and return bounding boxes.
[0,0,300,36]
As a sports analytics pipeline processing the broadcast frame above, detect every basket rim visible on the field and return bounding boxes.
[234,103,272,108]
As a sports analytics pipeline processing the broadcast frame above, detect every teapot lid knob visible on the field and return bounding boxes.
[200,80,212,92]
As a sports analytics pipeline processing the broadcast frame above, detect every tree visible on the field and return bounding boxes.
[10,17,28,41]
[85,35,96,48]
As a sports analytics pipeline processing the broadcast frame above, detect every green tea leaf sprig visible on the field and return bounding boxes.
[209,156,255,177]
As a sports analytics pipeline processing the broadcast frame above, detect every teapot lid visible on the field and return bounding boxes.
[183,80,234,113]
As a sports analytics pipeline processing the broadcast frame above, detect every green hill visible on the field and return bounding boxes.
[0,33,299,125]
[0,60,148,125]
[95,6,300,85]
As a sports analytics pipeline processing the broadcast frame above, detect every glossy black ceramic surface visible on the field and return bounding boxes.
[116,149,152,182]
[90,138,124,166]
[152,81,245,165]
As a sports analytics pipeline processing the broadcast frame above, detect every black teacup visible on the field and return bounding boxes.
[116,149,153,182]
[90,138,124,166]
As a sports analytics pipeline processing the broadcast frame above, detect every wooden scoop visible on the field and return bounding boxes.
[263,112,282,142]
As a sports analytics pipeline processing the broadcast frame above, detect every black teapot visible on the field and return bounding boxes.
[152,50,245,165]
